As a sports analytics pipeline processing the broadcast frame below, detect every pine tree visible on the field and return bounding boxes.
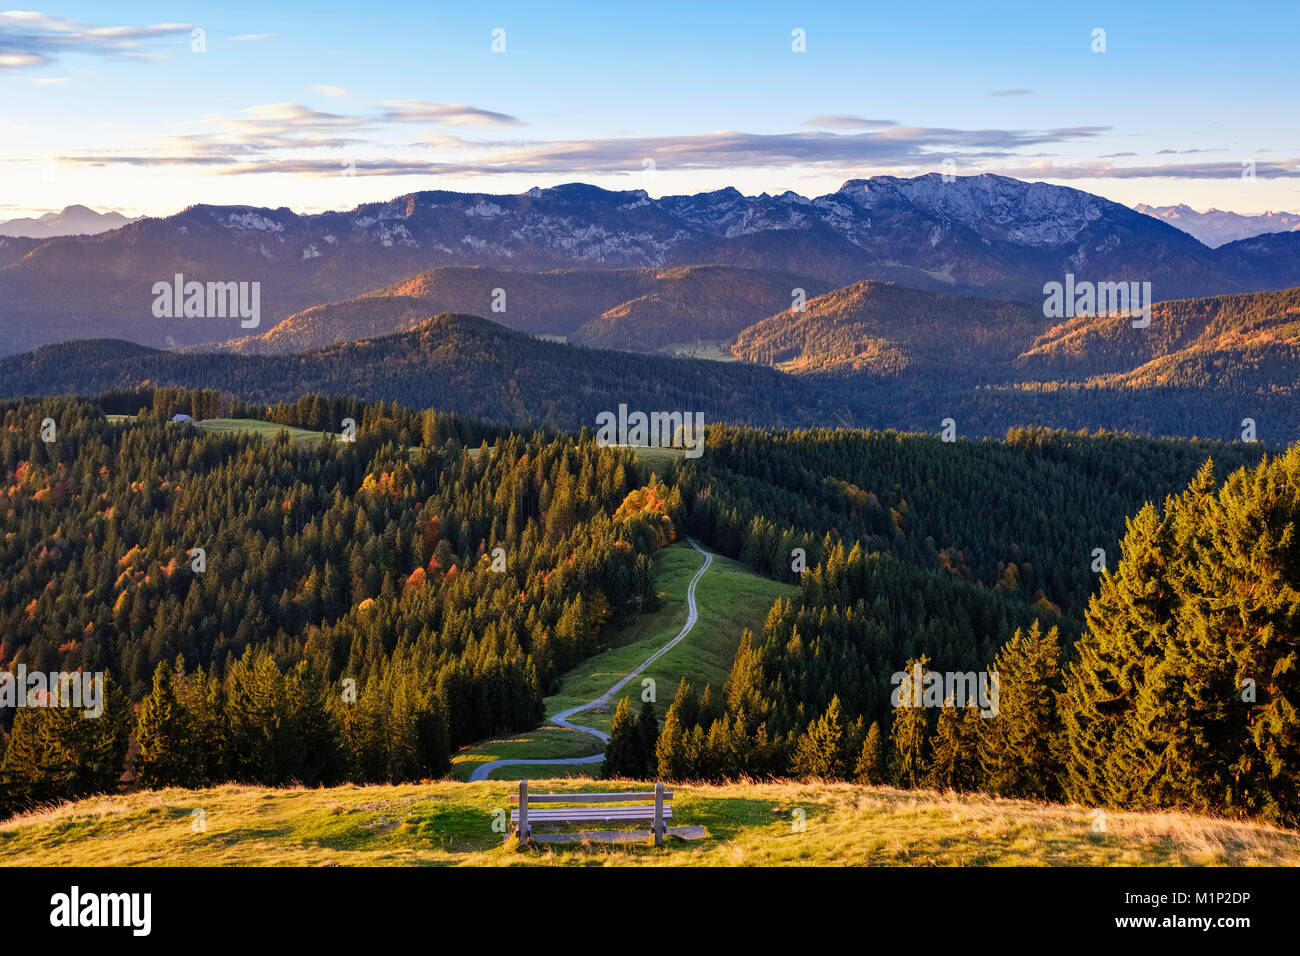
[848,719,881,786]
[1059,502,1176,807]
[890,660,930,789]
[635,699,659,779]
[135,661,203,788]
[979,621,1063,799]
[791,695,848,780]
[924,702,982,792]
[0,673,130,810]
[602,698,639,779]
[1062,449,1300,826]
[656,680,698,780]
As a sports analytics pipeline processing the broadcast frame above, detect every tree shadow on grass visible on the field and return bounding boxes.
[661,795,777,842]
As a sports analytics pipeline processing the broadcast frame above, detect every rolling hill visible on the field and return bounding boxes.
[731,280,1043,379]
[227,264,827,355]
[0,312,842,430]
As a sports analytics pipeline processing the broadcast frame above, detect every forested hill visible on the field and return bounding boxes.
[5,286,1300,443]
[2,390,1293,829]
[0,392,689,816]
[0,313,842,431]
[228,264,828,356]
[731,280,1044,378]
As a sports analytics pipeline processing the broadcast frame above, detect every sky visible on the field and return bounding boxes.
[2,1,1298,219]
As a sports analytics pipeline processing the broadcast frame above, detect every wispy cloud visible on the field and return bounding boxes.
[0,10,195,70]
[386,125,1110,176]
[379,100,523,127]
[993,159,1300,180]
[990,88,1032,97]
[48,99,525,167]
[186,124,1111,178]
[229,33,277,42]
[310,84,352,98]
[801,116,898,131]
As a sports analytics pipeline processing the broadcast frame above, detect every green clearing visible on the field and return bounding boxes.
[449,540,795,781]
[102,414,339,446]
[3,779,1296,867]
[662,341,737,362]
[194,417,338,446]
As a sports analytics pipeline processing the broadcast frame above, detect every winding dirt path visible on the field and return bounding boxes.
[469,537,712,781]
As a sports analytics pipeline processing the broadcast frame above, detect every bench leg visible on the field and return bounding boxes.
[517,781,529,847]
[654,782,664,847]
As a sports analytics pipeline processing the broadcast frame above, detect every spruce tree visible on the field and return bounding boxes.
[924,702,982,792]
[602,697,639,779]
[1062,450,1300,826]
[978,620,1063,799]
[791,695,848,780]
[635,699,659,778]
[854,721,885,785]
[135,661,203,788]
[890,659,930,789]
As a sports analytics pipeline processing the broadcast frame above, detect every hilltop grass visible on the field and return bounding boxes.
[104,414,339,446]
[449,541,794,780]
[3,778,1296,867]
[662,341,737,362]
[194,417,338,446]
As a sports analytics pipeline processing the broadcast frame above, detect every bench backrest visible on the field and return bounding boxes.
[509,789,673,806]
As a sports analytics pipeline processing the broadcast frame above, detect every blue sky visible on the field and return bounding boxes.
[2,1,1297,217]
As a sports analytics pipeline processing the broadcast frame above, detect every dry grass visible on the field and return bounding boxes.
[2,778,1297,867]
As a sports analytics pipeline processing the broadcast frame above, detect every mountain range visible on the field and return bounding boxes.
[5,174,1300,356]
[1135,203,1300,248]
[0,204,138,239]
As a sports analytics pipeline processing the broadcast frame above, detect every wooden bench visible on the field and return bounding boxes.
[509,781,672,846]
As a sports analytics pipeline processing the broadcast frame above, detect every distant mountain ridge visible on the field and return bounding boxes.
[0,204,138,239]
[1135,202,1300,248]
[5,173,1300,356]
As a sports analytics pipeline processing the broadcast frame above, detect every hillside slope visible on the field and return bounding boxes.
[228,264,826,355]
[0,313,842,430]
[731,280,1042,379]
[453,541,796,781]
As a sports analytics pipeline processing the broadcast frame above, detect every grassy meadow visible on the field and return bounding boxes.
[3,778,1296,867]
